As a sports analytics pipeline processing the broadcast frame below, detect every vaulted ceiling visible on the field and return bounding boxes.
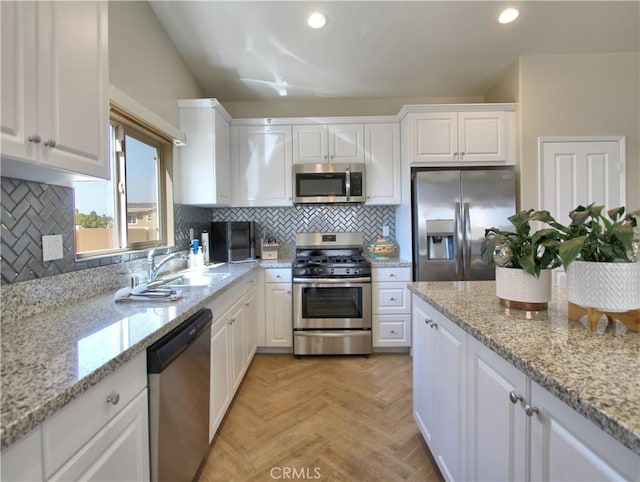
[149,1,639,102]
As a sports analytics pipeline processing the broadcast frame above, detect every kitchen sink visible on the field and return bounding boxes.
[161,265,231,287]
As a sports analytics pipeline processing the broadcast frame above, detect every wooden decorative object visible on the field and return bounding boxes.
[568,302,640,332]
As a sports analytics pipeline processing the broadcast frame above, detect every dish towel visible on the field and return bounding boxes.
[114,285,183,303]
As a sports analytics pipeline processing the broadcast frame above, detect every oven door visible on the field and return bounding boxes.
[293,278,372,330]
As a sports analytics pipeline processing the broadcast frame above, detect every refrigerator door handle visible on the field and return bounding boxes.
[464,202,472,278]
[455,202,463,279]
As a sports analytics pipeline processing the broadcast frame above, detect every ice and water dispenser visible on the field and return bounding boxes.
[426,220,455,260]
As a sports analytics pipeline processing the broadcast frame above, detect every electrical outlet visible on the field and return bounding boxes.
[42,235,63,262]
[382,225,390,237]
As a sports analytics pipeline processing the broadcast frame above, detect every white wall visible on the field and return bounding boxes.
[490,53,639,212]
[108,1,203,128]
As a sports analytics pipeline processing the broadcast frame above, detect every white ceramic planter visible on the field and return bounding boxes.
[567,261,640,312]
[495,266,552,309]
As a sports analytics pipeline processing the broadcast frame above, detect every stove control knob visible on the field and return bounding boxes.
[330,268,335,274]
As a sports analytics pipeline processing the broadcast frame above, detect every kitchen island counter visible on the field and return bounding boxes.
[0,262,258,451]
[409,281,640,455]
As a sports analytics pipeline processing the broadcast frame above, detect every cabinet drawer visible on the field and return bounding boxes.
[373,315,411,347]
[264,268,292,283]
[373,283,410,314]
[42,352,147,477]
[372,267,411,282]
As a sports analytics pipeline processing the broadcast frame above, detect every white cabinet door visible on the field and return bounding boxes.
[292,123,364,164]
[433,312,467,482]
[209,313,230,441]
[457,111,506,163]
[413,296,467,482]
[265,282,293,347]
[228,298,246,393]
[372,314,411,347]
[292,124,327,163]
[243,285,258,366]
[410,112,458,163]
[0,1,37,164]
[37,1,108,179]
[49,390,149,482]
[467,336,527,482]
[328,123,364,163]
[529,381,638,482]
[364,122,401,205]
[235,125,293,206]
[178,100,231,206]
[0,427,43,482]
[1,1,109,181]
[412,298,437,447]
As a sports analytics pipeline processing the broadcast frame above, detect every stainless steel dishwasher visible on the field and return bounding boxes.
[147,308,212,482]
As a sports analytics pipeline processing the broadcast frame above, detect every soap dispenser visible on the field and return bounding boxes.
[189,239,199,268]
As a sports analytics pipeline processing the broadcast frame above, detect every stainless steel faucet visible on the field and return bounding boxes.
[147,247,188,281]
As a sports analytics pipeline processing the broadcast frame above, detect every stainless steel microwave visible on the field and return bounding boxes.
[293,163,365,204]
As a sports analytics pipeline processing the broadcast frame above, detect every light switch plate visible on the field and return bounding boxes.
[42,235,63,262]
[382,225,390,237]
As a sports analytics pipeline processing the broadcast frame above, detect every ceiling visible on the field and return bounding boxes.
[149,1,639,103]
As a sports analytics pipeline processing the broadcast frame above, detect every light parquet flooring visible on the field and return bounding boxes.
[198,354,443,482]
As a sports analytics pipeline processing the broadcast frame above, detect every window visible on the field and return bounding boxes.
[73,106,173,257]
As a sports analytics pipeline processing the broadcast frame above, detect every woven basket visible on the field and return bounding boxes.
[567,261,640,312]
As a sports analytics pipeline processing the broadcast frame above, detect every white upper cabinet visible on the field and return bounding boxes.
[364,122,401,205]
[408,107,515,165]
[1,1,109,183]
[177,99,231,206]
[233,125,293,206]
[292,123,364,164]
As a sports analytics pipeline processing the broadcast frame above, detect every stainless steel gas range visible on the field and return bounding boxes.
[292,232,372,356]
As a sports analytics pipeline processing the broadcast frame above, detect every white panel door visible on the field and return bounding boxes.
[539,137,625,284]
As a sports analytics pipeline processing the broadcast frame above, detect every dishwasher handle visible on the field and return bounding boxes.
[147,308,212,373]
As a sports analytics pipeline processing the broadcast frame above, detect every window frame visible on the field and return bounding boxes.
[73,104,175,259]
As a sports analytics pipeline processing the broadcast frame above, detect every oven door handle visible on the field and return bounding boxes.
[293,277,372,284]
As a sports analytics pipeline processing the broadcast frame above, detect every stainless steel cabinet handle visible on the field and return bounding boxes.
[106,392,120,405]
[524,404,539,416]
[509,391,523,404]
[44,139,56,147]
[27,134,41,143]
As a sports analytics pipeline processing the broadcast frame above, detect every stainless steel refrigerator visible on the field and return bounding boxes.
[412,167,516,281]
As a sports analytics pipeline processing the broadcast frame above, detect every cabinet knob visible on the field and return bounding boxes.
[524,404,539,417]
[106,392,120,405]
[453,151,458,156]
[27,134,41,143]
[424,318,431,326]
[389,273,395,277]
[286,290,291,294]
[390,330,396,334]
[390,297,396,301]
[432,322,438,330]
[276,275,281,278]
[460,152,466,157]
[509,391,523,404]
[44,139,56,148]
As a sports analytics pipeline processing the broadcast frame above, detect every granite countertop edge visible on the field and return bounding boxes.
[408,282,640,456]
[0,264,259,451]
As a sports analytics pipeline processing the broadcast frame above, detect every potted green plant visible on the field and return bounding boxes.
[481,209,564,309]
[553,204,640,312]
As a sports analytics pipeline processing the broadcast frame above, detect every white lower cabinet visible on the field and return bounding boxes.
[412,296,467,481]
[413,294,640,482]
[208,273,258,441]
[529,380,638,482]
[467,336,527,481]
[372,267,411,347]
[49,390,149,481]
[1,426,44,481]
[263,268,293,347]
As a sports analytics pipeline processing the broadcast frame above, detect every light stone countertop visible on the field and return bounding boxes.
[367,257,412,268]
[0,262,258,451]
[409,281,640,455]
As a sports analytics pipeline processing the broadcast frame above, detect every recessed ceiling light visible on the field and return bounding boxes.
[498,8,520,24]
[307,12,327,29]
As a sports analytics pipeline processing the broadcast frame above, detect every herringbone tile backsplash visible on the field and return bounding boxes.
[1,176,396,284]
[210,205,396,246]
